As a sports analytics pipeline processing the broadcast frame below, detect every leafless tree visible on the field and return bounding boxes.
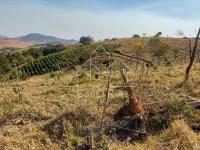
[185,28,200,81]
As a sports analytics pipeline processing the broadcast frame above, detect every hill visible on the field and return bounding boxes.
[0,37,200,149]
[16,33,78,45]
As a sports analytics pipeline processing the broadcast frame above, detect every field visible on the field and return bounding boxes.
[0,39,31,49]
[0,37,200,149]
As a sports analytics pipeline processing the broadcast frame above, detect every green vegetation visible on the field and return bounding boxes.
[0,44,69,78]
[41,44,65,56]
[79,36,94,45]
[132,34,140,38]
[169,96,198,119]
[148,36,172,65]
[15,48,90,79]
[0,53,11,74]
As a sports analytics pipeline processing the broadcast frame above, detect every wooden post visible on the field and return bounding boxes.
[100,63,112,134]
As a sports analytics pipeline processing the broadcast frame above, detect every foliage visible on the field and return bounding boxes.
[96,44,121,53]
[79,36,94,45]
[154,32,162,37]
[41,44,65,56]
[25,47,43,59]
[0,53,11,74]
[169,96,198,119]
[0,44,67,76]
[7,52,26,66]
[148,36,170,58]
[132,34,140,38]
[133,42,145,50]
[17,48,90,79]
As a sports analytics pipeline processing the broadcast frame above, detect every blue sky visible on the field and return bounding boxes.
[0,0,200,40]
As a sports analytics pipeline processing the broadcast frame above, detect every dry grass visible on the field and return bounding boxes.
[111,120,200,150]
[0,53,200,149]
[0,39,31,49]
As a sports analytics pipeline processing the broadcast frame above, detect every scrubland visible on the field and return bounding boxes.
[0,37,200,149]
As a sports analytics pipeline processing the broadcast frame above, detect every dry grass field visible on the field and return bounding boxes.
[0,56,200,149]
[0,39,31,49]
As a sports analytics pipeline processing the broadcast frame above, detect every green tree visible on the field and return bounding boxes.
[149,36,168,57]
[79,36,94,45]
[154,32,162,37]
[0,53,11,74]
[7,52,26,66]
[27,48,43,59]
[132,34,140,38]
[42,44,65,56]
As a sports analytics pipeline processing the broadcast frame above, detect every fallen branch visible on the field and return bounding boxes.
[41,110,69,130]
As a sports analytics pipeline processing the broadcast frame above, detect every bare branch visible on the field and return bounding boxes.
[185,27,200,81]
[112,52,153,66]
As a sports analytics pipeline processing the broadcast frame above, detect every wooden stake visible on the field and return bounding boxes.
[100,63,112,134]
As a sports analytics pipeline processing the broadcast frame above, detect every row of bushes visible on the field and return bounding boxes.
[10,48,90,79]
[0,44,67,75]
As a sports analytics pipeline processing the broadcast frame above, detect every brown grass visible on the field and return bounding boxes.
[0,37,200,149]
[0,39,31,49]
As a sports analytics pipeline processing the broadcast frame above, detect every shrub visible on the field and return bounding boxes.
[79,36,94,45]
[132,34,140,38]
[7,52,26,66]
[168,96,198,119]
[96,44,121,53]
[26,47,43,59]
[17,48,90,79]
[148,36,170,58]
[153,43,170,57]
[0,53,11,74]
[42,44,65,56]
[154,32,162,37]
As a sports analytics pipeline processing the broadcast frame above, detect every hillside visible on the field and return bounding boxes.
[0,35,10,40]
[0,39,31,49]
[16,33,78,45]
[0,37,200,149]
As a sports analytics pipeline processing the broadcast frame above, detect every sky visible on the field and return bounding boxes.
[0,0,200,40]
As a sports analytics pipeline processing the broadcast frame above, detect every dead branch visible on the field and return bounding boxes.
[41,110,69,130]
[185,28,200,81]
[190,100,200,109]
[112,52,153,66]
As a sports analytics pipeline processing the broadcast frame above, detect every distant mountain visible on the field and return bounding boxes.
[16,33,78,44]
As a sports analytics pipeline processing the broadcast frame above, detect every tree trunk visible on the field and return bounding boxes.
[118,67,143,116]
[185,28,200,81]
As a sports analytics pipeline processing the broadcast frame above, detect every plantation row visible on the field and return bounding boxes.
[14,48,90,79]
